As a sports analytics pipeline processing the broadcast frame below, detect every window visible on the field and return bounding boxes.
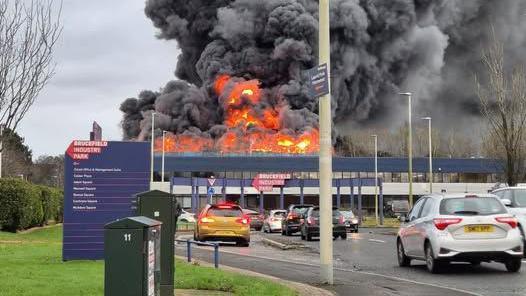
[439,197,506,216]
[513,190,526,207]
[420,198,435,218]
[503,190,513,201]
[408,198,426,221]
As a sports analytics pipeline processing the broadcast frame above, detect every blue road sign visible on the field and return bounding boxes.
[207,187,215,196]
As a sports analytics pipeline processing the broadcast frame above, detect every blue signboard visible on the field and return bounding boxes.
[307,63,329,98]
[62,140,150,260]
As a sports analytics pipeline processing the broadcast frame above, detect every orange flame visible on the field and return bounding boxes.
[155,74,320,154]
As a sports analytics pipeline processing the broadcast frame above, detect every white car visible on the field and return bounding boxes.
[262,210,287,233]
[492,187,526,250]
[178,209,196,223]
[397,193,523,273]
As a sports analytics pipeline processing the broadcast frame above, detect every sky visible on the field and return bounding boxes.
[17,0,179,159]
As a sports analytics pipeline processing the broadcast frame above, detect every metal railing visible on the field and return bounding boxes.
[175,239,219,268]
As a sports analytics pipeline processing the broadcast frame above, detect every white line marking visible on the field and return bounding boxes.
[368,239,386,243]
[187,247,483,296]
[522,260,526,263]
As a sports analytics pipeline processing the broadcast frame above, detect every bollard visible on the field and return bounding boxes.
[187,239,192,263]
[214,243,219,268]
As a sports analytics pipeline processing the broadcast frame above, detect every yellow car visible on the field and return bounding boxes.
[194,203,250,247]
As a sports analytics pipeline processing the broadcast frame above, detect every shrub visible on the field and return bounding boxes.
[38,186,60,226]
[0,179,43,231]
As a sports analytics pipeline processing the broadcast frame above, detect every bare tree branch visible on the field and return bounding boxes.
[0,0,62,138]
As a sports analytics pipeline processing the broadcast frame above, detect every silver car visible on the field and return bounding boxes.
[262,210,287,233]
[492,187,526,251]
[397,193,523,273]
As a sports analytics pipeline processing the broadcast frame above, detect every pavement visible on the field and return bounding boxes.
[176,228,526,296]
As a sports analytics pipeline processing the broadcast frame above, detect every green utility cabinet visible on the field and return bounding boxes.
[104,216,161,296]
[136,190,181,296]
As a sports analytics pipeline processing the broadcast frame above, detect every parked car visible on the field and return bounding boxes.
[340,210,359,232]
[385,200,410,218]
[282,204,314,236]
[178,209,196,223]
[492,186,526,254]
[263,210,287,233]
[243,209,264,231]
[300,206,347,241]
[397,193,523,273]
[194,203,250,247]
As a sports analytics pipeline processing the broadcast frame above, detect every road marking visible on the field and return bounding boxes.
[368,239,386,243]
[522,260,526,263]
[188,247,483,296]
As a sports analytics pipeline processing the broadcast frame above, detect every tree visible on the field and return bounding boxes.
[477,32,526,186]
[31,154,64,187]
[0,0,62,134]
[0,128,32,178]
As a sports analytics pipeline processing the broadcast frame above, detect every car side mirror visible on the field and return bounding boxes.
[501,199,512,207]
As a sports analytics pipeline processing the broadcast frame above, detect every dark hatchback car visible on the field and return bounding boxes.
[300,206,347,241]
[282,204,314,236]
[243,209,264,231]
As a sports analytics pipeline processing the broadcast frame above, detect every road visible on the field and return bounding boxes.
[176,228,526,295]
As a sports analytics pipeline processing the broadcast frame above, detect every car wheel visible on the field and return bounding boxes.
[505,258,522,272]
[341,233,347,240]
[300,229,305,240]
[306,232,312,241]
[425,243,442,273]
[286,228,292,236]
[354,228,359,233]
[397,239,411,267]
[281,226,286,235]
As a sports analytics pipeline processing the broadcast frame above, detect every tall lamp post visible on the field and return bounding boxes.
[371,135,378,226]
[399,92,413,207]
[161,130,167,183]
[421,117,433,193]
[150,112,156,184]
[318,0,333,285]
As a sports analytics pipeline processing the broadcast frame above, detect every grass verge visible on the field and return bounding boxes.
[0,226,297,296]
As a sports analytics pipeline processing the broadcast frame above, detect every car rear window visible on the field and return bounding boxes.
[207,207,243,217]
[292,207,310,215]
[311,209,341,217]
[273,212,286,217]
[341,211,354,218]
[439,197,506,216]
[513,190,526,207]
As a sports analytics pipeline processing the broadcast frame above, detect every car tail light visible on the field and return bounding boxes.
[495,216,518,228]
[307,217,315,225]
[339,215,345,224]
[236,215,250,225]
[199,217,215,224]
[433,218,462,230]
[287,213,298,220]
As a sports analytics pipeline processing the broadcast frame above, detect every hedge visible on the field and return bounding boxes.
[0,179,63,232]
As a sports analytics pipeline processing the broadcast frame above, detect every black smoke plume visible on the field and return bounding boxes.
[120,0,526,142]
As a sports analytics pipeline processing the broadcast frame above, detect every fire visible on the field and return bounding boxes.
[155,74,320,154]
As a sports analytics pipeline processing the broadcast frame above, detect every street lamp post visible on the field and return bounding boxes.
[150,112,156,184]
[422,117,433,193]
[372,135,378,226]
[399,93,413,207]
[162,131,167,183]
[319,0,333,285]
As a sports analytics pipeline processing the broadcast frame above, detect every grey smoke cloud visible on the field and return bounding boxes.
[121,0,526,142]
